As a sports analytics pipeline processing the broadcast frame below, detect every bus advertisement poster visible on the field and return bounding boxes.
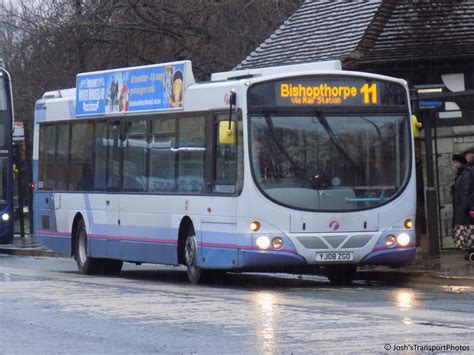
[75,62,185,117]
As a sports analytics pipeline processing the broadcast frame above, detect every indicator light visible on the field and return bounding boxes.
[250,221,260,232]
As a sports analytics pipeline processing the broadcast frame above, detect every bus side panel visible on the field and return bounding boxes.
[32,191,71,255]
[85,226,179,264]
[200,222,243,269]
[117,195,179,264]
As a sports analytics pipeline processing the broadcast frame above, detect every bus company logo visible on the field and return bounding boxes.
[329,220,340,231]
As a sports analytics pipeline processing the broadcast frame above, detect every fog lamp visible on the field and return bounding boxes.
[404,219,414,229]
[271,237,284,249]
[397,233,410,247]
[256,236,270,250]
[385,235,396,247]
[250,221,261,232]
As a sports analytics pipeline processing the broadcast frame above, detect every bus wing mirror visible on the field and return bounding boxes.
[411,115,422,138]
[219,121,236,145]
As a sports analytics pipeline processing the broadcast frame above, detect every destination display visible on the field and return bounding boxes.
[248,76,407,108]
[76,62,185,116]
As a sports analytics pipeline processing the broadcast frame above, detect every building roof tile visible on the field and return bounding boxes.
[237,0,474,69]
[237,0,382,69]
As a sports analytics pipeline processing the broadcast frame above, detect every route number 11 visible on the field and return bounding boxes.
[361,83,377,104]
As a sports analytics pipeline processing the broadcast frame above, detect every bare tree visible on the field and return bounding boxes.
[0,0,303,120]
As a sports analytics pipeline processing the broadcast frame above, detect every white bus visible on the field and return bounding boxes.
[32,60,416,284]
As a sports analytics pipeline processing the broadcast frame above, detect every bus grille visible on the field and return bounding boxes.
[297,235,373,249]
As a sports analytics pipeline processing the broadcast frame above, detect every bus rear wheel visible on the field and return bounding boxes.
[74,219,123,275]
[326,265,357,286]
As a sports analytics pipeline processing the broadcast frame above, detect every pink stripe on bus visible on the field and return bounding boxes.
[35,230,176,244]
[88,234,177,244]
[372,243,416,252]
[199,241,253,250]
[199,241,297,254]
[35,230,71,237]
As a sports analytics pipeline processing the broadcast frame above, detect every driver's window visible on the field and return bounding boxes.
[214,113,243,194]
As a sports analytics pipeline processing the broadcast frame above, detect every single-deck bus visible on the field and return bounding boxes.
[32,60,416,284]
[0,68,14,244]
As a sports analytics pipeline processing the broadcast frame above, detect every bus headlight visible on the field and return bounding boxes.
[256,236,270,250]
[385,235,396,247]
[2,213,9,221]
[271,237,284,249]
[397,233,411,247]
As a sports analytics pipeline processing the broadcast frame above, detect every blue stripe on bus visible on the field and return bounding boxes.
[360,247,416,266]
[32,227,301,268]
[88,237,178,264]
[31,232,70,255]
[239,249,307,268]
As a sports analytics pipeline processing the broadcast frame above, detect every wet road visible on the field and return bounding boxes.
[0,255,473,354]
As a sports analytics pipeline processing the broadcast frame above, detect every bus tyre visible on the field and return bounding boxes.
[326,265,357,286]
[74,219,101,274]
[184,232,205,284]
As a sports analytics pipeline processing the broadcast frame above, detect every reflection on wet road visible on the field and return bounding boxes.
[0,256,473,354]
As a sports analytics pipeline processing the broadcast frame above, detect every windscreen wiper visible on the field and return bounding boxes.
[360,116,382,139]
[313,109,367,180]
[263,113,300,172]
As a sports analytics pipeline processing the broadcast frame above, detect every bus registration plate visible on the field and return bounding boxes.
[316,252,353,262]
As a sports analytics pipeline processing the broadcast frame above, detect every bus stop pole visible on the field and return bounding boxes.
[422,110,440,256]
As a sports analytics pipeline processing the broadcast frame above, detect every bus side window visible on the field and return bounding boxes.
[39,124,56,190]
[69,122,93,191]
[94,122,107,191]
[123,120,147,192]
[176,115,205,193]
[214,114,242,194]
[149,117,176,193]
[55,123,70,191]
[107,122,121,191]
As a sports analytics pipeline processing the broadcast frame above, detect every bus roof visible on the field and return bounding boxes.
[35,60,407,123]
[210,60,342,82]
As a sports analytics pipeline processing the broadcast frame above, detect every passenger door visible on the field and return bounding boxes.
[105,121,122,237]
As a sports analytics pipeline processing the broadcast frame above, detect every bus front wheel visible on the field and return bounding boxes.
[184,233,205,283]
[74,219,102,274]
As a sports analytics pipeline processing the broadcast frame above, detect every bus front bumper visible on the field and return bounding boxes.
[360,247,416,266]
[238,249,307,270]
